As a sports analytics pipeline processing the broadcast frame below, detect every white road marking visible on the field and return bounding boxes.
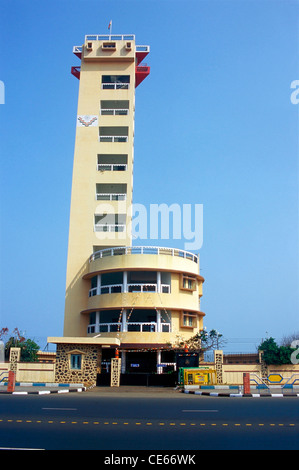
[42,407,77,411]
[182,409,219,412]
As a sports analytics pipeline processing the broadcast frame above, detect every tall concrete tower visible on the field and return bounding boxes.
[57,32,205,383]
[64,34,150,336]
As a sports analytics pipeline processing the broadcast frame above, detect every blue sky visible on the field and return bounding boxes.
[0,0,298,352]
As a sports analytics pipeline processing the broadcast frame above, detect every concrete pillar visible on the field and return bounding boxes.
[243,373,251,394]
[122,309,127,332]
[157,350,162,374]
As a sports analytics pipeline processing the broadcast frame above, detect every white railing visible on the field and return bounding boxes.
[100,109,129,116]
[88,323,122,334]
[128,283,170,293]
[88,287,97,297]
[86,34,135,41]
[136,45,150,53]
[96,193,127,201]
[87,321,171,334]
[94,224,126,232]
[75,42,149,56]
[99,135,128,143]
[128,283,156,292]
[73,45,82,54]
[127,322,157,332]
[127,322,171,332]
[89,283,170,297]
[101,83,130,90]
[97,164,127,172]
[161,284,171,293]
[100,284,123,294]
[90,246,198,264]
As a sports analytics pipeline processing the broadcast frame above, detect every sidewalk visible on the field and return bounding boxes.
[0,383,86,395]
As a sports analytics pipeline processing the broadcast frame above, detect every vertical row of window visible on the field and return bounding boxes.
[95,76,131,233]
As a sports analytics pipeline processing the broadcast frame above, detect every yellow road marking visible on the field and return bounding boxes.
[0,419,297,427]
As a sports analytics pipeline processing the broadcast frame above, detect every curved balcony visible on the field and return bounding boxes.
[86,246,202,280]
[89,283,170,297]
[90,246,198,263]
[87,321,171,334]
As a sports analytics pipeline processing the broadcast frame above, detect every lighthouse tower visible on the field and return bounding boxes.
[64,34,150,336]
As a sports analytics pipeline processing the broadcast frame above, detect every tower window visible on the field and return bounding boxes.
[94,214,126,232]
[102,42,116,50]
[181,312,197,328]
[180,274,196,291]
[99,126,128,143]
[102,75,130,89]
[96,183,127,201]
[100,100,129,116]
[97,154,127,171]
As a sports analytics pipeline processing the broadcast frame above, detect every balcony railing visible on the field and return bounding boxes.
[99,135,128,143]
[85,34,135,41]
[96,193,127,201]
[88,283,171,297]
[97,163,127,171]
[128,283,170,293]
[90,246,199,264]
[127,322,170,332]
[136,45,150,53]
[87,321,171,334]
[100,109,129,116]
[94,224,126,232]
[99,284,123,295]
[101,83,130,90]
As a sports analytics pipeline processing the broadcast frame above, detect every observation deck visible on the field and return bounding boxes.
[71,35,150,87]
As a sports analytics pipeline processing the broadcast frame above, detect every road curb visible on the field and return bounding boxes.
[182,389,299,398]
[0,384,86,395]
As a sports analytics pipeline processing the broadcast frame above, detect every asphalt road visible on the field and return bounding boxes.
[0,387,298,451]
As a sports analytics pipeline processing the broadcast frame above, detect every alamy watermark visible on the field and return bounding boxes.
[290,80,299,104]
[94,202,203,251]
[0,81,4,104]
[291,340,299,365]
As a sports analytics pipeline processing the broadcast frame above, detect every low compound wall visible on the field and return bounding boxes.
[16,362,55,383]
[0,362,55,384]
[203,351,299,386]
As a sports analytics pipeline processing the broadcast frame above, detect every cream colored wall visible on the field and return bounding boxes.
[0,363,9,377]
[16,363,56,383]
[83,39,136,62]
[222,364,262,385]
[1,361,55,384]
[222,363,299,385]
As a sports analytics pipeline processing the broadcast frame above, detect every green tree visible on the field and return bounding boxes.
[3,328,40,362]
[170,328,226,354]
[258,337,294,365]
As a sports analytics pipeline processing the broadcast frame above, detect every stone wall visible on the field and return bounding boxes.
[54,343,101,386]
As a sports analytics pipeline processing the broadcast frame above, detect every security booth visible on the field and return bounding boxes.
[47,336,121,387]
[179,367,217,387]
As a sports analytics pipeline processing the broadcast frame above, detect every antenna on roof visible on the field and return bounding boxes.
[108,20,112,38]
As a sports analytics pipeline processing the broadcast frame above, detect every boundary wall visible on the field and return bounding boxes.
[1,348,298,387]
